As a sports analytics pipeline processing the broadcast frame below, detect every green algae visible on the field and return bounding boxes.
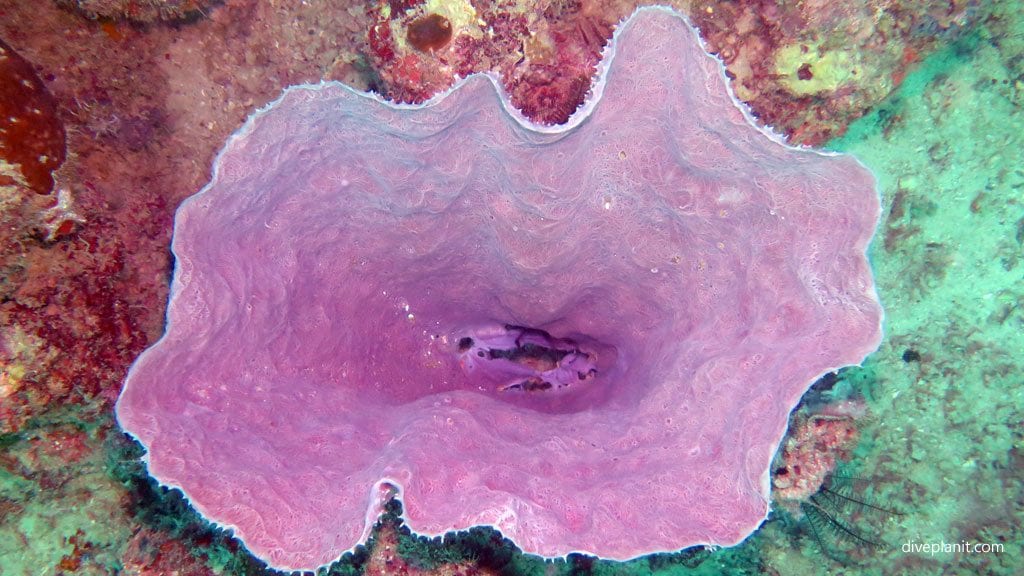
[0,417,132,575]
[803,0,1024,573]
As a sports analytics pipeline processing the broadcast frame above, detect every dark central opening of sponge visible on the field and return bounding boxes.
[456,324,599,394]
[284,195,684,415]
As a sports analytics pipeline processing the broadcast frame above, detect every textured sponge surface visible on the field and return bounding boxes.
[117,7,882,571]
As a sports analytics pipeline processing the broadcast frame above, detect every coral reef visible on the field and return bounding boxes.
[0,1,373,573]
[773,399,864,502]
[0,0,1019,574]
[365,517,498,576]
[55,0,217,22]
[359,0,981,142]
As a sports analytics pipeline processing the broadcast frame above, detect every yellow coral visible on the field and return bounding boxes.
[775,42,864,96]
[0,326,54,394]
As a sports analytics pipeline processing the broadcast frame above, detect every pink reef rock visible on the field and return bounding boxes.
[117,6,882,572]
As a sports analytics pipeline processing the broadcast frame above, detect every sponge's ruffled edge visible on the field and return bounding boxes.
[115,5,885,572]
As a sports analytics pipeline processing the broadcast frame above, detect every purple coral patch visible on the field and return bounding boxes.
[117,7,882,571]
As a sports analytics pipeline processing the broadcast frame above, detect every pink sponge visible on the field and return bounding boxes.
[117,6,882,571]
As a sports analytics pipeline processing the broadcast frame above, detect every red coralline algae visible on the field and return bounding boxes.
[0,38,65,194]
[365,3,454,103]
[121,528,213,576]
[500,3,613,126]
[117,7,882,571]
[365,517,498,576]
[361,0,978,142]
[773,400,864,502]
